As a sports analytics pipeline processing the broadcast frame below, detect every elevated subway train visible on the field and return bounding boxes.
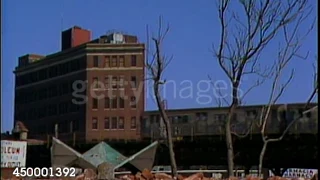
[141,104,318,139]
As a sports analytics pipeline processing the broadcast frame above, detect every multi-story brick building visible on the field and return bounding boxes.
[14,26,145,142]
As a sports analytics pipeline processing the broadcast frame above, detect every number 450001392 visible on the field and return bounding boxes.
[12,167,76,178]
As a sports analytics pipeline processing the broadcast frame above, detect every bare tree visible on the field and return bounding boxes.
[257,53,318,177]
[213,0,314,177]
[145,17,178,178]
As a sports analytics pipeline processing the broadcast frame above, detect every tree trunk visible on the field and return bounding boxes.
[259,141,268,177]
[226,118,234,177]
[164,119,178,178]
[224,80,240,177]
[226,101,238,177]
[154,85,178,178]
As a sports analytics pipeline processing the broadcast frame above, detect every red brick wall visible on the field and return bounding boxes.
[71,27,91,48]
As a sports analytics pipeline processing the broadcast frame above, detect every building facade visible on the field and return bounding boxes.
[14,26,145,142]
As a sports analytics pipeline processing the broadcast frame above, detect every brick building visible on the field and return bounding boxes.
[14,26,145,142]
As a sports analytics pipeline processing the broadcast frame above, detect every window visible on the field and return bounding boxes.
[92,118,98,130]
[130,96,137,108]
[119,89,125,98]
[119,97,125,108]
[271,109,278,120]
[92,98,98,109]
[68,81,73,93]
[174,127,181,135]
[59,102,68,114]
[118,117,124,129]
[155,115,161,124]
[131,55,137,66]
[172,116,182,124]
[112,98,117,109]
[149,116,156,124]
[62,102,68,114]
[104,97,110,109]
[73,120,79,131]
[111,56,117,67]
[93,56,99,67]
[65,62,71,74]
[246,110,257,119]
[70,103,79,112]
[65,63,70,74]
[104,56,110,68]
[131,76,137,88]
[201,113,208,120]
[119,76,125,88]
[48,66,55,78]
[52,86,58,97]
[39,69,47,80]
[58,64,64,75]
[52,104,58,115]
[47,105,53,116]
[39,88,47,100]
[93,77,99,89]
[105,76,110,89]
[196,112,208,121]
[104,117,110,130]
[286,111,295,123]
[119,56,125,67]
[59,83,67,95]
[182,115,189,123]
[111,117,118,129]
[70,121,73,133]
[131,117,136,129]
[196,113,200,121]
[112,77,117,89]
[70,59,80,71]
[67,103,72,113]
[214,114,227,124]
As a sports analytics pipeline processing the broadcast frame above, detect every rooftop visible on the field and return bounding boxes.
[15,25,143,71]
